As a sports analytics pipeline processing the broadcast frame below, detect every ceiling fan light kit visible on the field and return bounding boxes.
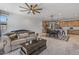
[19,3,42,15]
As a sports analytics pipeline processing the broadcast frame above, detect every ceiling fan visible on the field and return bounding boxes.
[19,3,42,15]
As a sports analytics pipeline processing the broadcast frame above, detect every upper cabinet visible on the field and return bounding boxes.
[59,20,79,27]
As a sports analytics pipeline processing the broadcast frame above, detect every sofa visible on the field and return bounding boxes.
[0,30,37,54]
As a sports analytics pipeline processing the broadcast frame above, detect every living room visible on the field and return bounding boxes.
[0,3,79,55]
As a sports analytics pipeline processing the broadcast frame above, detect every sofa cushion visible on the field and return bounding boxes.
[9,33,17,41]
[11,38,27,45]
[29,33,36,37]
[5,32,18,41]
[18,33,29,39]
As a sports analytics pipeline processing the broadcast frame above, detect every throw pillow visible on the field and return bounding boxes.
[8,33,17,41]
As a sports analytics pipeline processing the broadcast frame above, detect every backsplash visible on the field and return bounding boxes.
[63,27,79,30]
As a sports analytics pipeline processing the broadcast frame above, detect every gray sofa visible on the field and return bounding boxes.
[0,30,37,54]
[0,36,27,54]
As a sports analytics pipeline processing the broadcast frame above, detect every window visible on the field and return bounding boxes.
[0,16,7,25]
[0,10,8,37]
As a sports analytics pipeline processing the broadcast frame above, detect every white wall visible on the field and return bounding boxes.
[6,13,43,33]
[7,13,25,32]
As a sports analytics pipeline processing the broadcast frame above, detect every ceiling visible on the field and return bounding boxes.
[0,3,79,20]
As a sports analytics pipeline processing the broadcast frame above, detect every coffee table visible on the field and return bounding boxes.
[21,39,47,55]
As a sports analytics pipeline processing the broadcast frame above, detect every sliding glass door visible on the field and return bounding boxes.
[0,16,7,37]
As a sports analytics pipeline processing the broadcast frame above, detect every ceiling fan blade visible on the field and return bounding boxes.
[19,6,27,9]
[27,11,31,14]
[20,10,28,12]
[35,10,40,13]
[32,11,35,14]
[33,4,38,8]
[25,3,30,9]
[35,8,42,10]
